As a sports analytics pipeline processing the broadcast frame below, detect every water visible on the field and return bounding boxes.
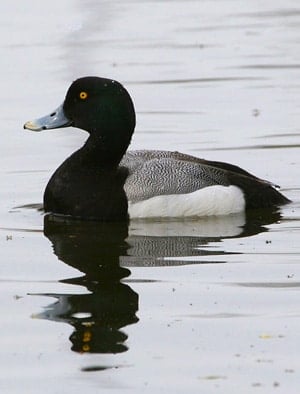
[1,1,300,393]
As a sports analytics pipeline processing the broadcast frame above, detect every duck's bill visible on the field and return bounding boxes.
[23,103,72,131]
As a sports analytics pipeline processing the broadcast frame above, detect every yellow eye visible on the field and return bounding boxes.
[79,91,88,100]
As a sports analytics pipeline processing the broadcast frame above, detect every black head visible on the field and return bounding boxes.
[24,76,136,164]
[63,77,135,139]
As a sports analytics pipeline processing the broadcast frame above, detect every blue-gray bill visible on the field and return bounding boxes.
[23,103,72,131]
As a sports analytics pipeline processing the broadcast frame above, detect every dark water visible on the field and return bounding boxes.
[1,1,300,393]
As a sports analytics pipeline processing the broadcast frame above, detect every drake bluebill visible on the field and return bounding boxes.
[24,76,290,221]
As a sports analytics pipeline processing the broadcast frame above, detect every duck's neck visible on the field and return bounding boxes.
[79,132,131,169]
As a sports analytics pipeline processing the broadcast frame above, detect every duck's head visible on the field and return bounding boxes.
[24,76,136,151]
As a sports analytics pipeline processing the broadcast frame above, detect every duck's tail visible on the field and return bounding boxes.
[227,172,290,210]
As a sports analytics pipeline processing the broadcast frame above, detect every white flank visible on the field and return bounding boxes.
[128,185,245,218]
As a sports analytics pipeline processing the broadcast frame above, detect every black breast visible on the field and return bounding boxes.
[44,153,129,221]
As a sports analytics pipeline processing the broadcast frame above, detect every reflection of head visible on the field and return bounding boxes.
[37,282,138,354]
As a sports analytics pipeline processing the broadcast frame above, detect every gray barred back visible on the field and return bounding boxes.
[121,150,230,202]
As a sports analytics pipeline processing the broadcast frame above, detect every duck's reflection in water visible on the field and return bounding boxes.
[39,217,138,354]
[36,209,282,354]
[122,209,282,266]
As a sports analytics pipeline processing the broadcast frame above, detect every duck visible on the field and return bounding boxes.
[24,76,290,221]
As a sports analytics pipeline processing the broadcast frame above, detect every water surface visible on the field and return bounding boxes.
[1,1,300,393]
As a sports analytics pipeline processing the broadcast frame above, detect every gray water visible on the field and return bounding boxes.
[1,1,300,393]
